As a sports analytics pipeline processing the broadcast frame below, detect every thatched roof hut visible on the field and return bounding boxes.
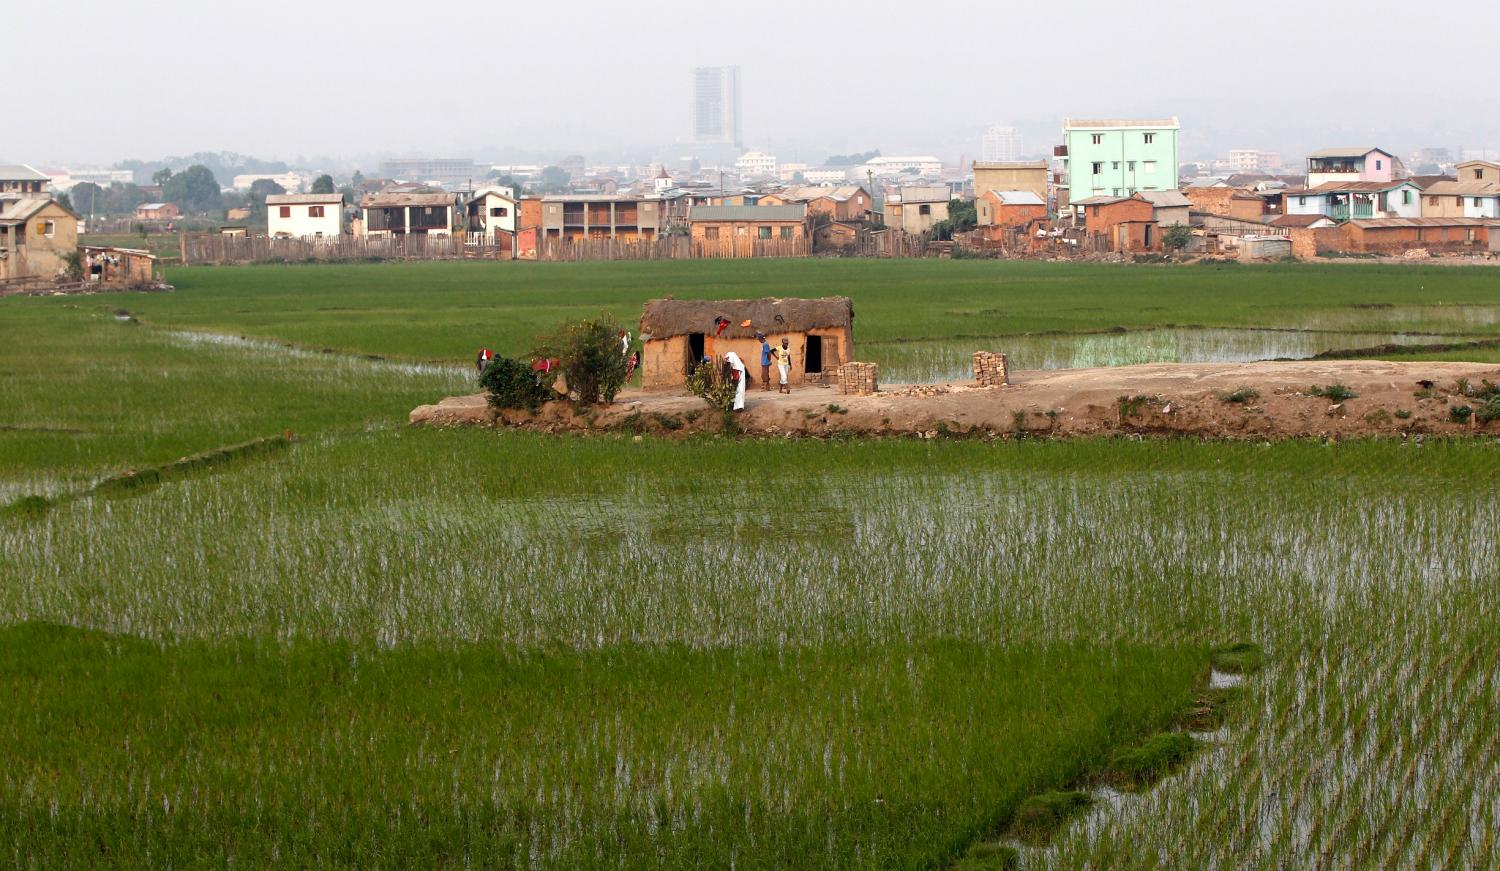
[639,297,853,341]
[637,297,855,389]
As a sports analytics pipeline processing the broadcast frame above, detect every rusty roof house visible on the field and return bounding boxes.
[638,297,854,389]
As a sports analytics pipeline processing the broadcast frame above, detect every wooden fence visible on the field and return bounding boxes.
[534,235,810,261]
[182,233,511,265]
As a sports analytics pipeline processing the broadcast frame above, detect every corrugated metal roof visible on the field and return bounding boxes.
[0,164,49,181]
[266,193,344,204]
[895,186,952,203]
[1306,180,1418,193]
[1137,190,1192,207]
[1349,217,1500,228]
[1307,147,1389,159]
[1064,117,1179,130]
[690,205,807,222]
[973,160,1048,170]
[359,192,455,207]
[987,190,1045,205]
[137,202,169,209]
[1420,180,1500,197]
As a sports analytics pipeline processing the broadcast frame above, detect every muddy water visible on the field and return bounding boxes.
[870,327,1486,384]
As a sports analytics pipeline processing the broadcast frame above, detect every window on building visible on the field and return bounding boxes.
[1143,133,1155,144]
[278,206,291,218]
[1475,198,1484,208]
[1429,196,1439,206]
[1401,191,1410,206]
[758,226,772,239]
[1127,161,1137,172]
[919,204,931,216]
[1298,196,1307,206]
[1091,134,1103,145]
[490,207,508,217]
[308,206,325,218]
[736,226,747,236]
[1375,159,1383,170]
[1458,197,1466,207]
[1092,162,1103,175]
[1142,161,1157,173]
[704,226,719,239]
[891,205,902,216]
[40,220,55,237]
[779,226,793,239]
[1111,162,1120,170]
[1476,168,1486,179]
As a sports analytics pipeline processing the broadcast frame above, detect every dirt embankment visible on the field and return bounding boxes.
[411,360,1500,441]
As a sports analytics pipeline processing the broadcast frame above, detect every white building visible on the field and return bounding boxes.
[1228,150,1284,173]
[44,168,134,191]
[735,150,777,177]
[266,193,344,238]
[981,125,1022,162]
[465,187,519,241]
[803,168,852,185]
[860,155,943,179]
[234,172,307,193]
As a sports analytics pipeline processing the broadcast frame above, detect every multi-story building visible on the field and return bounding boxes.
[1056,118,1179,210]
[1228,150,1283,173]
[981,124,1023,162]
[1304,148,1400,188]
[0,165,79,282]
[973,161,1049,204]
[376,158,484,189]
[266,193,344,238]
[538,195,664,242]
[861,156,943,178]
[735,150,777,177]
[692,66,742,148]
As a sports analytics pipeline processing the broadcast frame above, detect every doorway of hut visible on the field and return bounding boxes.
[687,333,705,373]
[805,335,824,375]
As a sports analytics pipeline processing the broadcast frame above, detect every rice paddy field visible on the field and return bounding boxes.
[4,259,1500,868]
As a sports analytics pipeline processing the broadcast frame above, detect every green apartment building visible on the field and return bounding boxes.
[1058,118,1179,210]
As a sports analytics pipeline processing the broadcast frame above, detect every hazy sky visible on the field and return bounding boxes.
[11,0,1500,168]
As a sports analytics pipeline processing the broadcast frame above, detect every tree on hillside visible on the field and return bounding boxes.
[152,167,174,187]
[538,166,571,193]
[310,174,336,194]
[162,164,223,215]
[247,178,287,223]
[824,149,880,167]
[71,182,106,216]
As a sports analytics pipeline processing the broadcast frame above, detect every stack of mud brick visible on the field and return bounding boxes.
[973,351,1009,387]
[837,362,879,396]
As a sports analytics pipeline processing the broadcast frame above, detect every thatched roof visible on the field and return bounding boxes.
[640,297,853,340]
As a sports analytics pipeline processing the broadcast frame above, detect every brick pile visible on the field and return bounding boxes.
[973,351,1010,387]
[837,362,879,395]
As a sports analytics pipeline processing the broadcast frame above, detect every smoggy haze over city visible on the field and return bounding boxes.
[11,0,1500,168]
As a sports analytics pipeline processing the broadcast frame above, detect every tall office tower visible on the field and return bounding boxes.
[981,124,1023,162]
[692,65,742,149]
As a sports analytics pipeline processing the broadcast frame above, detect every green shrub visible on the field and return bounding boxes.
[1450,405,1473,423]
[1222,387,1260,404]
[1310,384,1358,402]
[534,316,630,405]
[1,495,53,521]
[1476,400,1500,424]
[953,842,1020,870]
[479,356,551,411]
[1010,790,1093,844]
[686,361,735,412]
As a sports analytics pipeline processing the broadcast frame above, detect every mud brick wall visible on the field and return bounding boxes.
[837,362,879,395]
[973,351,1009,387]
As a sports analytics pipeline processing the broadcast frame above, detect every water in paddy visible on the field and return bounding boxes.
[870,327,1485,384]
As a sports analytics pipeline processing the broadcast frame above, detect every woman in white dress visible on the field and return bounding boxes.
[724,351,748,411]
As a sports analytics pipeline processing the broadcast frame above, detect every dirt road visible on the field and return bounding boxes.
[412,360,1500,440]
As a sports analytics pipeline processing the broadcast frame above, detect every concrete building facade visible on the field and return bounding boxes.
[266,193,344,238]
[1059,118,1179,209]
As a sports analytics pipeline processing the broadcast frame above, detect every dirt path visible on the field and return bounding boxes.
[412,360,1500,440]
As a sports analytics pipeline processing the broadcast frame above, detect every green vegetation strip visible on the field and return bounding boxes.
[0,624,1202,869]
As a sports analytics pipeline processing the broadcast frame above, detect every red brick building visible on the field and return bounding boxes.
[1076,194,1159,252]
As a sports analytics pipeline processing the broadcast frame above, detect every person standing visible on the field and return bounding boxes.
[476,347,494,374]
[757,333,772,391]
[724,351,748,411]
[774,338,792,394]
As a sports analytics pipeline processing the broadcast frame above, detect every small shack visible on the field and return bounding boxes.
[81,246,158,285]
[638,297,854,389]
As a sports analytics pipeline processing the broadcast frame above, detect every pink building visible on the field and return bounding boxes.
[1305,147,1400,188]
